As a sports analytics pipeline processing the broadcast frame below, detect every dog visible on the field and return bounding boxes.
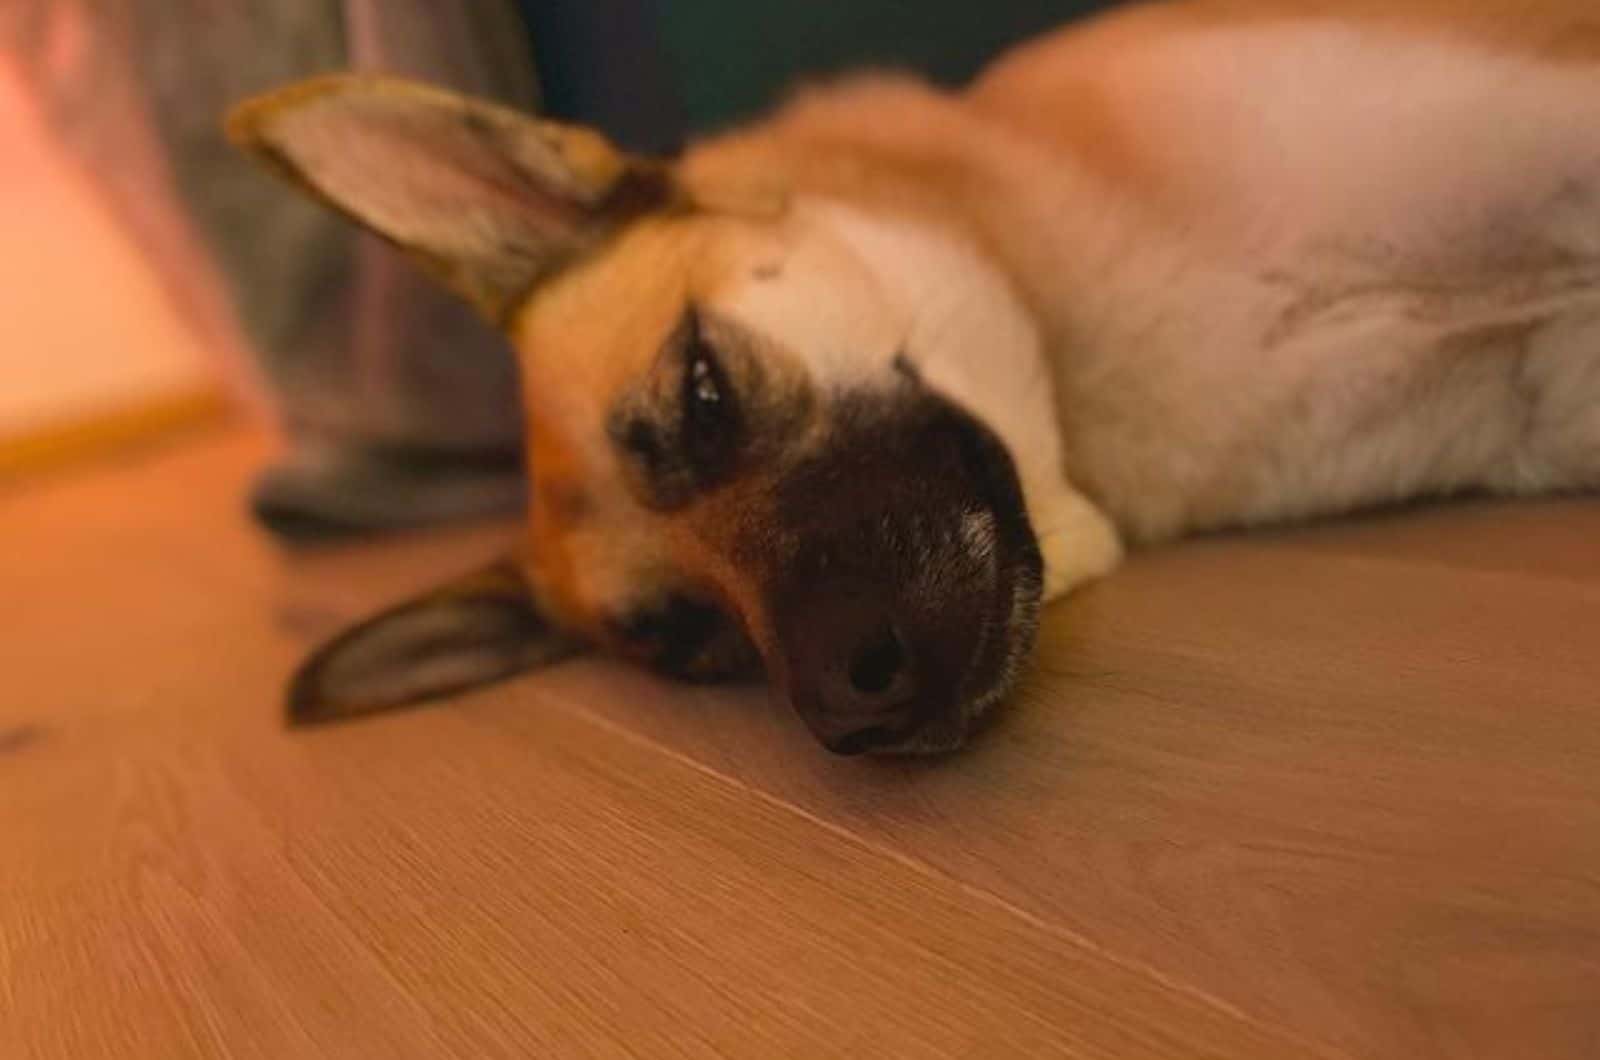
[229,0,1600,755]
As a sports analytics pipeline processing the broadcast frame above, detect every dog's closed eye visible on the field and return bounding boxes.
[606,594,749,680]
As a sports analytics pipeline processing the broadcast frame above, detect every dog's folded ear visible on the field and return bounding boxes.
[287,558,580,726]
[227,74,678,324]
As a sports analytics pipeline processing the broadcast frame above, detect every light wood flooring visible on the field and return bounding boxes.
[3,430,1597,1058]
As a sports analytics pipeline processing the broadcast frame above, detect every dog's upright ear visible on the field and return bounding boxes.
[288,559,580,726]
[227,74,677,324]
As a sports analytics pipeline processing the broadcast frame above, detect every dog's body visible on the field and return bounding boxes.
[234,0,1600,753]
[684,0,1600,583]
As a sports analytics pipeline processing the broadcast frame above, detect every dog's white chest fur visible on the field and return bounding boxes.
[974,20,1600,552]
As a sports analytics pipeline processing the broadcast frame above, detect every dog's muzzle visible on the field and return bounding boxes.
[756,389,1043,754]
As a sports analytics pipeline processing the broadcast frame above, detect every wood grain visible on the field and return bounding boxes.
[537,527,1600,1060]
[3,431,1597,1059]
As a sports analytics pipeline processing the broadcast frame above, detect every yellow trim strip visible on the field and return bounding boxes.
[0,387,233,480]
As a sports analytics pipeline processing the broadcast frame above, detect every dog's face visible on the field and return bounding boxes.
[233,76,1044,754]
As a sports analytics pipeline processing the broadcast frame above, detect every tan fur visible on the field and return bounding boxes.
[970,0,1600,222]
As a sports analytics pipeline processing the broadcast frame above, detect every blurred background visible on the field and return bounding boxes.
[0,0,1108,541]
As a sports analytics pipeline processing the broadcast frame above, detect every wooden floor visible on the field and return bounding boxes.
[3,429,1598,1059]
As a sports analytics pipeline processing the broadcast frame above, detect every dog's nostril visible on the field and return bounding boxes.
[848,624,906,697]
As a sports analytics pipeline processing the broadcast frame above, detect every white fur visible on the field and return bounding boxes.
[708,15,1600,598]
[973,19,1600,551]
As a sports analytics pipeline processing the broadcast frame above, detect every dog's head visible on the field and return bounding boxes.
[232,75,1054,754]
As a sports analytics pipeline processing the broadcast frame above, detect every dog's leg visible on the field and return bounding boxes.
[1032,484,1123,603]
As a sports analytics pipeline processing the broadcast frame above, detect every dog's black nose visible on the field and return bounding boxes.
[780,578,931,754]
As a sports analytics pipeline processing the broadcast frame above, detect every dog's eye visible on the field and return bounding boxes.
[687,352,722,414]
[611,310,746,506]
[680,330,738,467]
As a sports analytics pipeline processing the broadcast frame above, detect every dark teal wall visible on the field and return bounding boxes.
[653,2,1108,134]
[519,1,1119,151]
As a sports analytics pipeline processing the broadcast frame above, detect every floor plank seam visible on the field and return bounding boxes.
[521,686,1360,1060]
